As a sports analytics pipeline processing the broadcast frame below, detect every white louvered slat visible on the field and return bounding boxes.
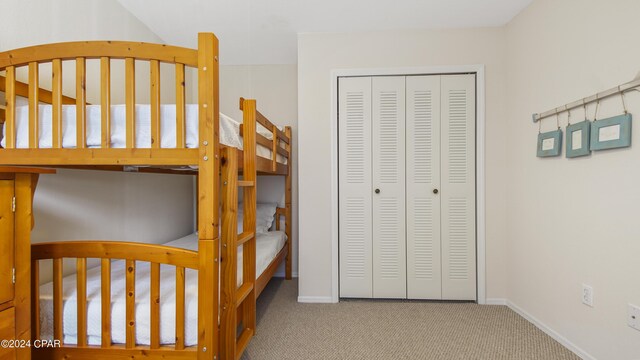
[406,75,442,299]
[413,90,433,183]
[447,198,469,280]
[378,91,400,184]
[372,76,406,299]
[412,198,434,280]
[448,89,468,184]
[441,74,476,300]
[345,91,367,183]
[378,198,401,279]
[344,198,367,279]
[339,77,373,298]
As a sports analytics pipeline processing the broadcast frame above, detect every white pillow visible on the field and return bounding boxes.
[237,202,278,233]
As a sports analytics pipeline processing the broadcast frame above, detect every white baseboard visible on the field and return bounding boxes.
[297,296,335,303]
[506,300,596,360]
[485,298,507,305]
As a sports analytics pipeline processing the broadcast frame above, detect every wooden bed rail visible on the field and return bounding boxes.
[31,241,199,353]
[0,41,198,69]
[0,39,198,165]
[239,97,290,172]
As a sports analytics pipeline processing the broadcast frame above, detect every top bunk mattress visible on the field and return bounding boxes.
[0,104,287,163]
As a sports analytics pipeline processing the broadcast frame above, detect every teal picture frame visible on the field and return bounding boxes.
[590,114,632,151]
[566,121,591,158]
[537,129,562,157]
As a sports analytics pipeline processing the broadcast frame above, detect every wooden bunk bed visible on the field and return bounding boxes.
[0,33,292,360]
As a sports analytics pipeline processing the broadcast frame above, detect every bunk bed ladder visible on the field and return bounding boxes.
[220,98,258,360]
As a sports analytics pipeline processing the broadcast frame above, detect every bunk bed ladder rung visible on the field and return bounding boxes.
[237,231,254,245]
[236,282,254,308]
[235,327,254,360]
[237,180,254,187]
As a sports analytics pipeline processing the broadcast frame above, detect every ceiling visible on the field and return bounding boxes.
[118,0,533,65]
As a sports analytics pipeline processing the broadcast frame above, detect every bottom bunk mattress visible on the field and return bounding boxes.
[38,231,286,347]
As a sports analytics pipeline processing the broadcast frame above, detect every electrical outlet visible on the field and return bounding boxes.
[582,284,594,307]
[628,304,640,331]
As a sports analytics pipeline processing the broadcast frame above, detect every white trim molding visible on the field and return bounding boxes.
[485,298,507,306]
[330,65,487,304]
[506,301,596,360]
[298,296,335,303]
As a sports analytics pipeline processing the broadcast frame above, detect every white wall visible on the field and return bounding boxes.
[505,0,640,358]
[219,65,299,276]
[0,0,195,277]
[297,29,509,301]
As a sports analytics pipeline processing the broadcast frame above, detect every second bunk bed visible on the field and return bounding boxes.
[0,32,291,360]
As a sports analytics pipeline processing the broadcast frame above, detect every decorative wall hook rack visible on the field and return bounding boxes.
[532,77,640,123]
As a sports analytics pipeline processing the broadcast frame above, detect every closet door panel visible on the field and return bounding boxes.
[441,74,476,300]
[372,76,406,299]
[406,75,442,299]
[339,77,373,298]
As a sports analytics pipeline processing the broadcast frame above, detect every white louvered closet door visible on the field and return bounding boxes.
[372,76,406,298]
[441,74,476,300]
[338,77,373,298]
[339,74,476,301]
[406,75,442,299]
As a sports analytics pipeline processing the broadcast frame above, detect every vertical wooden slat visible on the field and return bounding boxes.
[125,259,135,348]
[271,128,278,172]
[30,260,40,341]
[220,146,238,360]
[52,59,62,148]
[76,258,87,347]
[125,58,136,149]
[175,63,186,148]
[53,258,63,342]
[175,266,185,350]
[28,62,39,149]
[241,99,257,336]
[100,57,111,148]
[150,263,160,350]
[285,126,293,279]
[76,57,87,148]
[101,258,111,348]
[150,60,161,149]
[4,66,16,149]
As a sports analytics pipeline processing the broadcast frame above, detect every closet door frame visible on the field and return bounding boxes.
[331,65,486,304]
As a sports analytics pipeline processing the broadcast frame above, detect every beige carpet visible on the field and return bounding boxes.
[242,279,579,360]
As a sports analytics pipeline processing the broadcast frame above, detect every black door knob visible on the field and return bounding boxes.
[433,189,439,194]
[375,189,380,194]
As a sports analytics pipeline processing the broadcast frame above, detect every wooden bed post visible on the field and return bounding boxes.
[219,99,259,360]
[15,173,37,360]
[285,126,293,280]
[219,147,238,360]
[242,99,257,331]
[197,32,219,360]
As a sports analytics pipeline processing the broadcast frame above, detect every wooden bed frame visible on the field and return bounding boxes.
[0,33,292,360]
